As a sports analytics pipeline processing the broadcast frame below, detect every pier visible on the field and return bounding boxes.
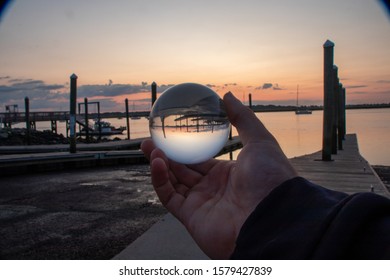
[0,136,242,176]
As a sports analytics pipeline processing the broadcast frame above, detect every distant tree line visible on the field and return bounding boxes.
[251,103,390,113]
[81,103,390,118]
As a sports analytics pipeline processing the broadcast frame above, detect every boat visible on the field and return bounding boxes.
[131,102,141,120]
[77,120,126,136]
[295,85,312,115]
[296,107,312,115]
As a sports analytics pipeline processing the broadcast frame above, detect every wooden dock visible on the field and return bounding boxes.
[0,138,148,155]
[0,136,242,176]
[290,134,388,197]
[114,133,389,260]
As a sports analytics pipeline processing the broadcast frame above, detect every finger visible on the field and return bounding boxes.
[149,147,178,184]
[150,147,170,168]
[141,138,155,161]
[168,160,204,187]
[223,92,276,145]
[145,141,178,185]
[150,157,185,216]
[148,144,205,187]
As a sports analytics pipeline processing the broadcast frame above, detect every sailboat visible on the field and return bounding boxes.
[295,85,312,115]
[131,102,141,120]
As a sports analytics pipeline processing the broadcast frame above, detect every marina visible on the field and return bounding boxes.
[0,38,389,260]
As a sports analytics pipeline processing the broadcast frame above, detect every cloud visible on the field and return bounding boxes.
[349,91,367,95]
[377,80,390,84]
[262,83,273,89]
[255,83,284,90]
[0,76,176,111]
[224,83,237,87]
[76,82,174,98]
[346,85,367,89]
[0,77,66,106]
[273,83,283,90]
[78,84,145,98]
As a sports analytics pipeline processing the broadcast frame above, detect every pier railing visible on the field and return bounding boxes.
[0,111,69,124]
[0,111,150,126]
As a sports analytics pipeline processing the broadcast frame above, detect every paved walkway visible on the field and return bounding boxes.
[113,133,389,260]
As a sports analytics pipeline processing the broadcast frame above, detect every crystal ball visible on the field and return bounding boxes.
[149,83,231,164]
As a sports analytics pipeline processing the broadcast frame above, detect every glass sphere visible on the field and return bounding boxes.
[149,83,230,164]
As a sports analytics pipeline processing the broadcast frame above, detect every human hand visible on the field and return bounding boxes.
[141,92,297,259]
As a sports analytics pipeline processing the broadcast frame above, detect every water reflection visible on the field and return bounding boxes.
[11,108,390,165]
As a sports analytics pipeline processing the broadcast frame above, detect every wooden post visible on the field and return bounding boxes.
[24,97,31,145]
[66,120,69,138]
[151,82,157,107]
[341,87,346,140]
[125,98,130,140]
[69,73,78,153]
[84,97,89,143]
[97,102,101,140]
[248,93,252,109]
[331,65,339,154]
[337,83,344,150]
[322,40,334,161]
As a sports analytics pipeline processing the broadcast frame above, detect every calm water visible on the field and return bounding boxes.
[15,108,390,166]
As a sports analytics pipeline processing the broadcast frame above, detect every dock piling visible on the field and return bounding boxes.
[69,74,78,153]
[331,65,339,154]
[337,83,344,150]
[125,98,130,140]
[322,40,335,161]
[341,87,346,140]
[84,97,89,143]
[151,82,157,107]
[24,97,31,145]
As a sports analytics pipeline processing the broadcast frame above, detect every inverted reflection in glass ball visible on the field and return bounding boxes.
[149,83,231,164]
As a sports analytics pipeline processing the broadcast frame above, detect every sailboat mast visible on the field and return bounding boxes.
[296,85,299,108]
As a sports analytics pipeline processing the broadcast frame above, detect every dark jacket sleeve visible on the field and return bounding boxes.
[230,177,390,259]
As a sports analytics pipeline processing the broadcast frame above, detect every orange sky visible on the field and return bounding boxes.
[0,0,389,112]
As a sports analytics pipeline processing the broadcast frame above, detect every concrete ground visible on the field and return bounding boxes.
[1,150,389,260]
[0,164,166,259]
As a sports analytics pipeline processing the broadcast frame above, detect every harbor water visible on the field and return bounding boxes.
[12,108,390,166]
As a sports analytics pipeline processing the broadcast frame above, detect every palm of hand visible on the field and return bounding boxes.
[167,159,242,260]
[148,138,292,259]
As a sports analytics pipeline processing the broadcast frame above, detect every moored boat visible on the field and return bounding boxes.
[295,85,312,115]
[77,120,126,136]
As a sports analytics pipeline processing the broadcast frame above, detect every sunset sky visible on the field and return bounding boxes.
[0,0,389,112]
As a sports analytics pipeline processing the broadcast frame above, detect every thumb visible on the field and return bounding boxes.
[223,92,275,145]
